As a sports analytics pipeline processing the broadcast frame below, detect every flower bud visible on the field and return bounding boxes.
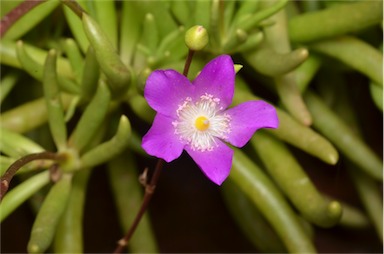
[185,25,208,51]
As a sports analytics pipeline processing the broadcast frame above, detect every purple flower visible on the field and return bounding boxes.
[142,55,279,185]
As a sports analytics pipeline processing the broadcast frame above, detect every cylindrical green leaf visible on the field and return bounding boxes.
[310,36,383,86]
[245,46,308,76]
[194,0,210,29]
[68,80,111,154]
[107,153,158,253]
[233,81,339,165]
[0,94,71,134]
[43,49,68,151]
[170,1,193,27]
[79,46,99,102]
[3,0,59,40]
[295,54,322,93]
[1,40,73,77]
[94,0,118,47]
[230,149,316,253]
[28,174,72,254]
[256,0,312,126]
[119,1,143,66]
[289,1,383,43]
[127,94,155,123]
[62,0,89,53]
[1,98,49,134]
[236,0,287,33]
[0,171,50,222]
[54,170,91,253]
[209,0,222,49]
[338,200,370,229]
[232,0,260,26]
[128,130,148,157]
[16,40,79,94]
[348,166,383,241]
[222,179,286,253]
[62,38,84,84]
[155,26,186,64]
[79,115,131,168]
[370,83,383,111]
[252,131,342,227]
[82,13,130,97]
[0,156,14,176]
[304,91,382,180]
[231,31,263,53]
[0,71,18,104]
[0,128,44,157]
[15,40,43,80]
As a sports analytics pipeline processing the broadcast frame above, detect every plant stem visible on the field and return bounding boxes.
[113,45,196,253]
[183,49,195,77]
[113,159,164,254]
[0,0,46,38]
[0,151,62,200]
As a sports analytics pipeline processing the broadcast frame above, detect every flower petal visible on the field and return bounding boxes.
[225,100,279,147]
[142,114,184,162]
[185,140,234,185]
[192,55,235,109]
[144,70,194,117]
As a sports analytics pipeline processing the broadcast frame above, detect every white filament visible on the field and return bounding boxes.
[172,93,231,151]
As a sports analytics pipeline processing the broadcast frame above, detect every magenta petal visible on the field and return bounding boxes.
[142,114,184,162]
[144,70,194,117]
[225,100,279,147]
[185,140,234,185]
[192,55,235,109]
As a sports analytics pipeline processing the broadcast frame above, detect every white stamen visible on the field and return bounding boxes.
[172,93,231,151]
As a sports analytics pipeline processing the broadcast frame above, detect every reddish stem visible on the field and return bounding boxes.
[113,159,164,253]
[0,151,62,200]
[113,41,195,253]
[0,0,46,38]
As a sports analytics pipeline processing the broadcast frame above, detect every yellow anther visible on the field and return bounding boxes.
[195,116,210,131]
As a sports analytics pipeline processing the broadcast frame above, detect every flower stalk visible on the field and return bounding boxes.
[113,159,164,254]
[113,34,201,252]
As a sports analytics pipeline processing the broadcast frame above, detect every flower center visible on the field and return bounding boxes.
[195,116,210,131]
[172,93,231,151]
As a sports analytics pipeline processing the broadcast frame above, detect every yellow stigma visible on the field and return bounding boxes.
[195,116,210,131]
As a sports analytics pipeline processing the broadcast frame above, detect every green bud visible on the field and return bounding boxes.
[185,25,208,51]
